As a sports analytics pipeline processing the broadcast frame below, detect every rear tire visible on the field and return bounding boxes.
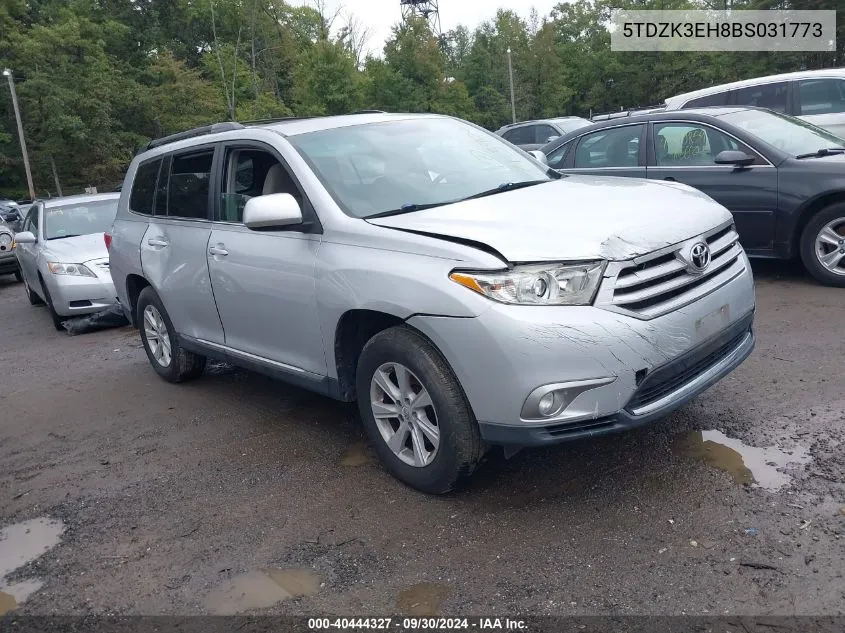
[355,326,483,495]
[137,286,206,383]
[800,203,845,287]
[40,279,65,331]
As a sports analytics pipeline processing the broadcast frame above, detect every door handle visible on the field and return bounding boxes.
[209,244,229,257]
[147,238,169,247]
[663,177,677,182]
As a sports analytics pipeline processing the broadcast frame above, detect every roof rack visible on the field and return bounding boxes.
[143,110,391,151]
[146,121,245,150]
[591,104,666,122]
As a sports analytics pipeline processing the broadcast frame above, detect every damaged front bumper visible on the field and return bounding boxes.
[407,259,756,447]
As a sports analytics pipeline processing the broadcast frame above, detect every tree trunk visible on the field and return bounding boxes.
[50,156,63,197]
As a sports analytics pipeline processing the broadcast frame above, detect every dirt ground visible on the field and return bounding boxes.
[0,260,843,617]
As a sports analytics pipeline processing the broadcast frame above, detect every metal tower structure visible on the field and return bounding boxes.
[400,0,442,37]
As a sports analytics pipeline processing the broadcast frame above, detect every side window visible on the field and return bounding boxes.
[129,159,161,215]
[654,122,763,167]
[798,78,845,115]
[574,125,643,168]
[167,150,214,220]
[23,206,39,236]
[154,155,171,216]
[534,124,560,145]
[220,148,300,223]
[503,126,536,145]
[733,81,789,113]
[684,92,729,108]
[545,141,572,169]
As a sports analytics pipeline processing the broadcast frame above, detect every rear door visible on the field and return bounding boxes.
[205,141,326,376]
[646,120,779,253]
[139,146,225,344]
[560,123,646,178]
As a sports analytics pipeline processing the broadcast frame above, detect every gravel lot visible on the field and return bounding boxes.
[1,260,843,617]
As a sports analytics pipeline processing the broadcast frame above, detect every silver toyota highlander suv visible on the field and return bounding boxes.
[109,112,756,494]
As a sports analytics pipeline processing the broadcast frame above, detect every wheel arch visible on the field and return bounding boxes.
[791,190,845,256]
[125,274,151,327]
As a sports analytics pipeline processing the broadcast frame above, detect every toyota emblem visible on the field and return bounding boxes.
[689,242,711,272]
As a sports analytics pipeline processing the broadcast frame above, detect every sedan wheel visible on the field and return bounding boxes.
[370,362,440,468]
[143,304,172,367]
[814,217,845,276]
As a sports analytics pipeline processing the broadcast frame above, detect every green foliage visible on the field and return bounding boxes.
[0,0,839,197]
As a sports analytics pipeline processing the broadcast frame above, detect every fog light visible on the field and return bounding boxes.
[538,392,559,417]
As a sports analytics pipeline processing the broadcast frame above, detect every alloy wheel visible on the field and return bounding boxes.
[143,305,172,367]
[369,362,440,468]
[814,217,845,276]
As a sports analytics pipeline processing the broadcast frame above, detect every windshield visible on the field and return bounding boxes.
[717,109,845,157]
[288,118,552,218]
[44,199,118,240]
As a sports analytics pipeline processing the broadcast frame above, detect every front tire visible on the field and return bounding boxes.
[137,286,206,383]
[40,279,65,331]
[355,326,483,495]
[24,277,43,305]
[800,203,845,287]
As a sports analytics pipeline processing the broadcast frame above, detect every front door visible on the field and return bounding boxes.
[16,203,41,288]
[646,121,779,253]
[206,143,326,377]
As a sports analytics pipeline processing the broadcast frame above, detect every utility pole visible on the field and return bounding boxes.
[3,69,35,200]
[507,48,517,124]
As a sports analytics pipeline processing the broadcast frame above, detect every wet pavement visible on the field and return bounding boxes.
[0,259,843,616]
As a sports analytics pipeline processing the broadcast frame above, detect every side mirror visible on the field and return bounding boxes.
[546,135,560,143]
[528,150,549,166]
[13,231,36,244]
[243,193,303,230]
[715,150,755,166]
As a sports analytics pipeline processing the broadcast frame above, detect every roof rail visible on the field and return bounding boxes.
[591,104,666,122]
[239,116,311,126]
[146,122,244,150]
[349,110,387,114]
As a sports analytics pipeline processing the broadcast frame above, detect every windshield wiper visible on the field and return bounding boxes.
[458,179,550,202]
[367,202,449,219]
[795,147,845,159]
[47,234,84,240]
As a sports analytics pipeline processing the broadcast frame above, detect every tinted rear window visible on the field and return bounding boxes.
[684,92,729,108]
[129,159,161,215]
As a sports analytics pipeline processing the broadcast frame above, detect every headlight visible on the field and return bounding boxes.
[47,262,96,277]
[0,233,11,247]
[449,261,606,305]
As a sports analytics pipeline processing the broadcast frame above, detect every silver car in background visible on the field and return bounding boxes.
[109,113,756,494]
[14,193,119,330]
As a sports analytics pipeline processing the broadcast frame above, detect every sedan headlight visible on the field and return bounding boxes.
[0,233,11,248]
[47,262,96,277]
[449,261,606,305]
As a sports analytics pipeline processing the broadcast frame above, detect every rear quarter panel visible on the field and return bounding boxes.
[109,172,148,316]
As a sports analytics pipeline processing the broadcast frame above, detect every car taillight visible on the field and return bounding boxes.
[104,232,112,250]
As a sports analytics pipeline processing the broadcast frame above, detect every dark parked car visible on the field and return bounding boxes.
[539,106,845,287]
[0,200,25,232]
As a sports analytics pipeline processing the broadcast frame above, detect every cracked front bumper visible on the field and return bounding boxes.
[407,261,755,446]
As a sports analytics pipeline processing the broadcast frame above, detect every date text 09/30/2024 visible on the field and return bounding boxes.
[307,618,528,631]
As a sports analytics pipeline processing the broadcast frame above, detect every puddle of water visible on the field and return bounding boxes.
[0,592,16,616]
[0,517,65,614]
[396,582,451,616]
[674,430,810,490]
[205,568,318,615]
[340,441,372,467]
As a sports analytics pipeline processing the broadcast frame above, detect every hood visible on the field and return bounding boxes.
[42,233,108,264]
[367,176,732,262]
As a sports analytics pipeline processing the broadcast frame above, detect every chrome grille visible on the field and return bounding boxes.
[597,223,746,320]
